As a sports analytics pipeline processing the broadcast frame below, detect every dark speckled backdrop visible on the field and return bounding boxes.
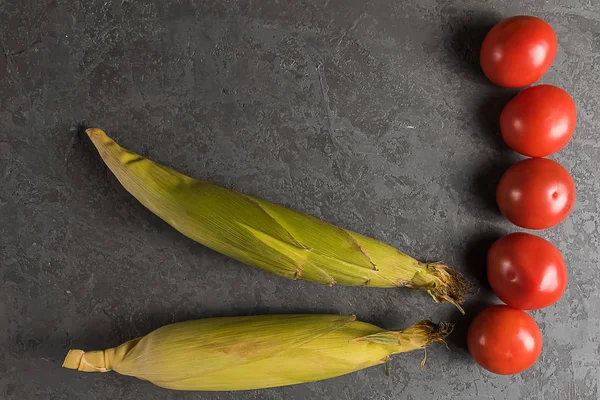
[1,1,599,399]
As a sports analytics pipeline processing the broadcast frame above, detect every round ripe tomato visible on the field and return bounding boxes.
[497,158,575,229]
[468,305,542,375]
[488,233,567,310]
[501,85,577,157]
[480,16,557,88]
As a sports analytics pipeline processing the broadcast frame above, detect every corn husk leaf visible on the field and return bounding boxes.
[86,128,471,309]
[63,314,452,391]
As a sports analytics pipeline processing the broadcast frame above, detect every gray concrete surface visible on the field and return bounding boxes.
[1,0,599,399]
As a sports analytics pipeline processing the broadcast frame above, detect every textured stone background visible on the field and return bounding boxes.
[1,0,599,399]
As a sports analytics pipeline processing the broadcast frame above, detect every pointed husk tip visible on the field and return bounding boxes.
[85,128,100,136]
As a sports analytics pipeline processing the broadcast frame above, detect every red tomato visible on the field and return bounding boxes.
[497,158,575,229]
[468,305,542,375]
[501,85,576,157]
[480,16,557,88]
[488,233,567,310]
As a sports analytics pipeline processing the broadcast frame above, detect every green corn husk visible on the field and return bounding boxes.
[86,128,470,310]
[62,314,452,391]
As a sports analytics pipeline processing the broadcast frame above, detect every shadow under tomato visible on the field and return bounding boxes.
[471,158,520,217]
[447,297,499,352]
[441,11,502,85]
[462,232,506,290]
[448,233,506,352]
[476,91,520,151]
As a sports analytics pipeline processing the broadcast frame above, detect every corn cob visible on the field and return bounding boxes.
[86,128,470,310]
[62,314,452,391]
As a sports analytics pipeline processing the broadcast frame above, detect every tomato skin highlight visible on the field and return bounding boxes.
[500,85,576,157]
[487,233,567,310]
[467,305,542,375]
[480,16,557,88]
[497,158,575,230]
